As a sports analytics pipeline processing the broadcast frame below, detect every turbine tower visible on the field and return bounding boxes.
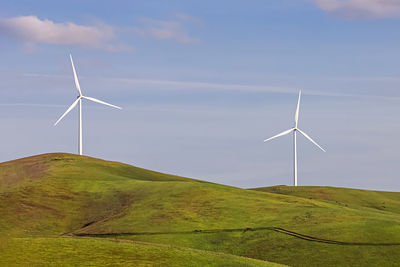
[54,54,122,155]
[263,91,325,186]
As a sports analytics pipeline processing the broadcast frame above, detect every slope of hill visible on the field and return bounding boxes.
[0,237,282,267]
[253,185,400,214]
[1,153,400,266]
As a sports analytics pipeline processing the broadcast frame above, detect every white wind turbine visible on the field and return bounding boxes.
[263,91,325,186]
[54,54,122,155]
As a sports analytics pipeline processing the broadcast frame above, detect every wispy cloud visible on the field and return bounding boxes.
[0,15,133,52]
[23,73,371,99]
[174,13,204,26]
[310,0,400,19]
[103,77,391,98]
[132,15,200,44]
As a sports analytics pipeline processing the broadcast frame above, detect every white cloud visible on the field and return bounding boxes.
[0,15,200,51]
[311,0,400,19]
[0,15,133,51]
[133,17,200,44]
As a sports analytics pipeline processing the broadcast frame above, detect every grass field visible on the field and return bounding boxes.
[1,153,400,266]
[0,237,282,267]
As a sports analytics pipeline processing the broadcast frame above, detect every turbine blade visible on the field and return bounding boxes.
[54,98,80,126]
[82,96,122,109]
[294,90,301,128]
[297,128,326,152]
[70,54,82,96]
[264,128,294,142]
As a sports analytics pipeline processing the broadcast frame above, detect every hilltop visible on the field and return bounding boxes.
[1,153,400,266]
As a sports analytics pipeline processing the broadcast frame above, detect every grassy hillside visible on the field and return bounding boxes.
[1,153,400,266]
[0,237,281,267]
[253,185,400,214]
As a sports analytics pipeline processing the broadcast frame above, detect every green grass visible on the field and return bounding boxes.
[0,237,281,267]
[253,185,400,214]
[1,153,400,266]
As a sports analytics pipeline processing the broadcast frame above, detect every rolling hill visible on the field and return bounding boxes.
[1,153,400,266]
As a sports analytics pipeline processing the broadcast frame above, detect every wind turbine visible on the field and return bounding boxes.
[263,91,325,186]
[54,54,122,155]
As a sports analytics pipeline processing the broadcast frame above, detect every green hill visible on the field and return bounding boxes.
[0,237,279,267]
[253,185,400,214]
[1,153,400,266]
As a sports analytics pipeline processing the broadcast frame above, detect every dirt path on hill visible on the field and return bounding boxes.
[272,227,400,246]
[70,226,400,246]
[61,195,133,237]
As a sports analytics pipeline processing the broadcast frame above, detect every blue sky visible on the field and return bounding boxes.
[1,0,400,191]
